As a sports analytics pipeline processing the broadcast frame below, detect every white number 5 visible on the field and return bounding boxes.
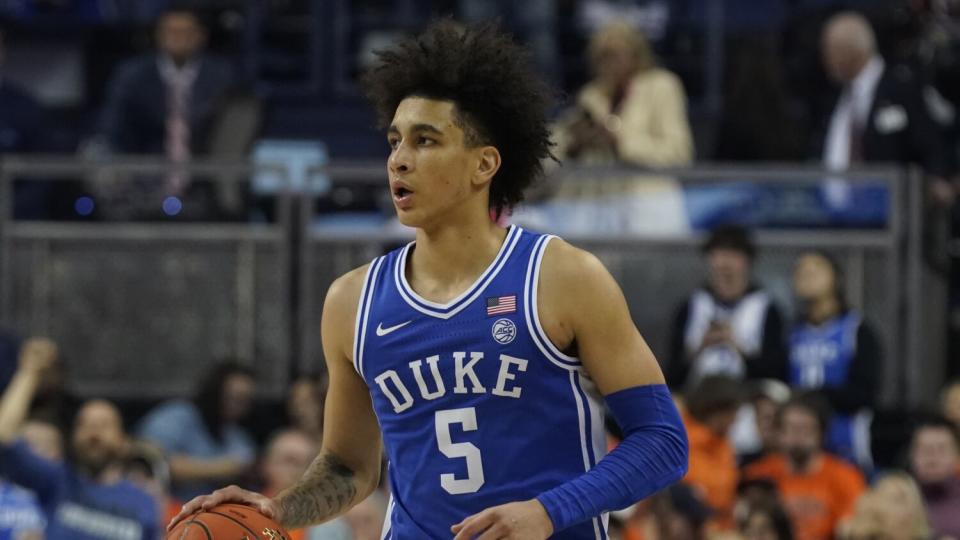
[435,407,485,494]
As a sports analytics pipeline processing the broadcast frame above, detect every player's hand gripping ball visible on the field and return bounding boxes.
[166,502,290,540]
[168,485,286,540]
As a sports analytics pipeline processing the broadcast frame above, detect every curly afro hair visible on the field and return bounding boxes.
[362,19,555,216]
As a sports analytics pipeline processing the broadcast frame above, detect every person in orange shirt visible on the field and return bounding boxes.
[743,393,865,540]
[681,375,741,530]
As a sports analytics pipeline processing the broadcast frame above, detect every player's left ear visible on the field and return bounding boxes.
[472,146,501,187]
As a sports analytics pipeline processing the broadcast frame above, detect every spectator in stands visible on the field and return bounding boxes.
[839,472,931,540]
[681,375,741,530]
[553,21,693,167]
[736,476,777,510]
[743,393,865,540]
[0,338,159,539]
[260,429,351,540]
[649,483,713,540]
[260,430,316,499]
[942,379,960,433]
[668,225,788,389]
[286,373,327,444]
[343,491,389,540]
[0,411,53,540]
[4,346,65,466]
[25,345,80,437]
[738,379,791,466]
[20,418,63,462]
[124,440,179,533]
[0,478,44,540]
[909,415,960,538]
[1,334,79,436]
[818,12,951,189]
[137,360,256,501]
[94,5,234,157]
[88,4,236,219]
[0,326,76,412]
[733,477,781,530]
[738,498,795,540]
[789,251,879,468]
[1,417,63,538]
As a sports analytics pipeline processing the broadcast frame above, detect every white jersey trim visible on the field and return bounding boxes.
[394,225,523,320]
[568,370,607,540]
[353,257,385,378]
[379,494,395,540]
[580,372,610,539]
[523,235,581,370]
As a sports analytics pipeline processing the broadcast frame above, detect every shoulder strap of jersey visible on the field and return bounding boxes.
[522,233,581,371]
[353,256,386,378]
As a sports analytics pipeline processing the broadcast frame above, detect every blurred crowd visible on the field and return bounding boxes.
[0,338,387,539]
[614,225,960,540]
[0,224,957,539]
[2,1,960,539]
[2,1,960,216]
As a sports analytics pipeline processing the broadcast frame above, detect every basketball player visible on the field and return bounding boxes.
[170,20,688,539]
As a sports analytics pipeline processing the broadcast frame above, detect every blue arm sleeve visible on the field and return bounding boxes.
[0,440,65,506]
[536,384,689,532]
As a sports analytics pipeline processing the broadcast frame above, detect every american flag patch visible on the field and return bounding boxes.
[486,295,517,316]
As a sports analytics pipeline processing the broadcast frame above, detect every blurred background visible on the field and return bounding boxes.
[1,1,960,539]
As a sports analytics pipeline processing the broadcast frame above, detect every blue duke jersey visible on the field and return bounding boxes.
[788,312,866,464]
[789,311,860,390]
[354,226,609,540]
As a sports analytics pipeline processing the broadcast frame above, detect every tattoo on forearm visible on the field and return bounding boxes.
[275,452,359,529]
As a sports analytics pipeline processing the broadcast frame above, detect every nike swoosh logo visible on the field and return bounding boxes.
[376,320,412,337]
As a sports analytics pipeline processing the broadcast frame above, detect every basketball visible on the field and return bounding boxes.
[166,503,290,540]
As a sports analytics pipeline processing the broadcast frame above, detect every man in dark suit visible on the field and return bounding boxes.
[96,6,234,156]
[819,12,952,186]
[90,5,236,219]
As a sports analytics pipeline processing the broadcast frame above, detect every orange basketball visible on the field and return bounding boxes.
[167,503,291,540]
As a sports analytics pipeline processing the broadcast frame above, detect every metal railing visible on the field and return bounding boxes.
[0,157,935,407]
[297,164,919,407]
[0,157,293,398]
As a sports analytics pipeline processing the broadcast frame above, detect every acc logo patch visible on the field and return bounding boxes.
[491,318,517,345]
